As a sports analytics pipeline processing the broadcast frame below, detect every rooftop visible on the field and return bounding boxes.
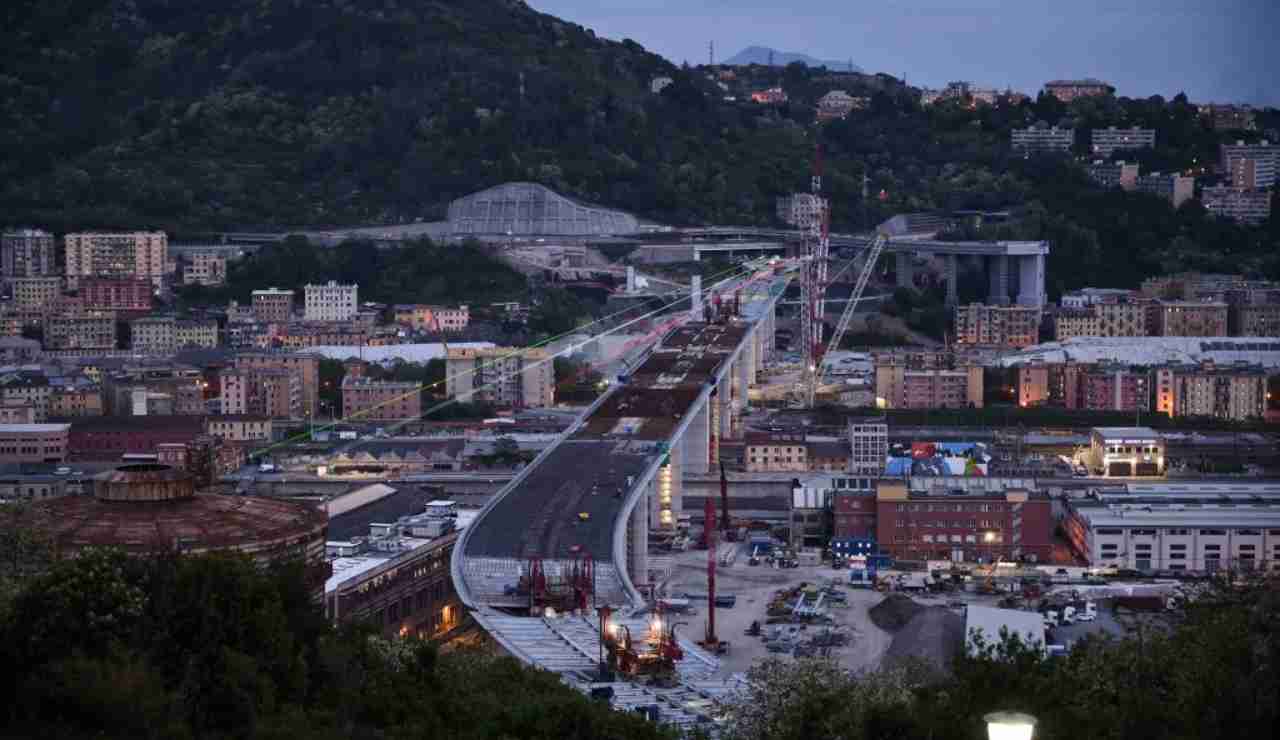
[1092,426,1160,440]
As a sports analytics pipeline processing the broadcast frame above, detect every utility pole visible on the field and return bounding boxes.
[708,40,714,67]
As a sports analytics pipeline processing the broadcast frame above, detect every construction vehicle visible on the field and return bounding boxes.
[598,605,684,678]
[518,555,594,612]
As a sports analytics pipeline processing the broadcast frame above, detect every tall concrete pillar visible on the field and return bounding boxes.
[718,378,734,441]
[737,354,752,429]
[653,440,682,530]
[988,255,1010,305]
[895,251,914,289]
[944,254,959,306]
[629,496,649,591]
[1016,254,1046,308]
[691,275,704,321]
[684,400,711,475]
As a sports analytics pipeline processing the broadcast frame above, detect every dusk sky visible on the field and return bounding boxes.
[531,1,1278,106]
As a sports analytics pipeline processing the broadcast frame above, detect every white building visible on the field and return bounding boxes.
[1011,126,1074,154]
[1201,186,1272,225]
[304,281,358,322]
[1087,427,1164,478]
[847,417,887,475]
[1090,126,1155,157]
[1065,487,1280,573]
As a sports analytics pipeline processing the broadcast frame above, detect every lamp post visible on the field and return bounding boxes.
[985,712,1036,740]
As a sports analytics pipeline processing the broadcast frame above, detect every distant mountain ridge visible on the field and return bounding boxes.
[724,45,861,72]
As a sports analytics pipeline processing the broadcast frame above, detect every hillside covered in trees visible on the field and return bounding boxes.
[2,0,1277,291]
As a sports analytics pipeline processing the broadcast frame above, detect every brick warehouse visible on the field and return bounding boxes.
[873,482,1053,563]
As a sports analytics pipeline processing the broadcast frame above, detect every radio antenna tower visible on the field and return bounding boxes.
[709,40,714,66]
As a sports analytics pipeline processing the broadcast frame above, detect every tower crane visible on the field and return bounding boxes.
[806,231,887,403]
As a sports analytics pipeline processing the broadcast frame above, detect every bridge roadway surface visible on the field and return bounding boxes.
[456,320,754,607]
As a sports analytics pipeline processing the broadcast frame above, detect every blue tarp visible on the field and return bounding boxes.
[885,458,913,476]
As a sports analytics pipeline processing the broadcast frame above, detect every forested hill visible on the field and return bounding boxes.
[1,0,815,231]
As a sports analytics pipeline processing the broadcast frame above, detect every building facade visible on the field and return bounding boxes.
[1201,105,1257,132]
[1086,427,1164,477]
[205,415,273,442]
[64,232,167,289]
[445,347,554,408]
[954,303,1041,348]
[131,316,178,354]
[1219,140,1277,188]
[1091,127,1155,157]
[79,277,152,313]
[1087,160,1139,191]
[234,353,320,418]
[220,368,302,419]
[1201,186,1272,225]
[12,277,63,312]
[1065,489,1280,573]
[252,288,295,323]
[875,482,1054,563]
[1043,78,1110,102]
[848,418,888,475]
[392,304,471,332]
[1155,363,1267,421]
[182,252,227,286]
[1,229,56,281]
[341,377,422,422]
[875,357,984,410]
[1011,126,1074,154]
[0,423,70,463]
[304,281,358,322]
[1081,366,1152,412]
[43,313,117,350]
[1135,172,1195,208]
[1147,300,1229,336]
[48,387,104,418]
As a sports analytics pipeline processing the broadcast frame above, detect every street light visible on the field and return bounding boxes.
[985,712,1036,740]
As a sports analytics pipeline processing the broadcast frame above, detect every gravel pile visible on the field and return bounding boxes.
[869,594,925,632]
[883,607,964,674]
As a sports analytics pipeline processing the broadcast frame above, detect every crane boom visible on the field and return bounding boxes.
[821,232,887,379]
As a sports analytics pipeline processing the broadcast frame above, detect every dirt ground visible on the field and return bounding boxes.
[657,547,895,677]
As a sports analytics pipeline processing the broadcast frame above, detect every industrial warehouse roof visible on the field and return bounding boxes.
[965,606,1045,654]
[997,336,1280,369]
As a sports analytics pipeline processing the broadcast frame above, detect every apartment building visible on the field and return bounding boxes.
[1219,140,1277,188]
[445,347,554,408]
[175,319,219,349]
[1,229,56,280]
[220,368,301,419]
[1011,125,1074,154]
[1155,362,1267,421]
[204,415,273,443]
[12,277,62,311]
[1147,300,1229,336]
[63,231,167,289]
[131,316,177,354]
[848,417,888,475]
[1091,127,1155,157]
[953,303,1041,348]
[0,403,36,424]
[48,387,104,418]
[341,377,422,422]
[1201,186,1272,225]
[1042,78,1110,102]
[1086,160,1139,191]
[79,277,152,312]
[234,353,320,418]
[0,423,70,464]
[1135,172,1195,208]
[304,281,358,322]
[1065,489,1280,573]
[875,364,985,410]
[392,304,471,332]
[1053,300,1146,340]
[43,313,117,350]
[1081,365,1152,412]
[1232,302,1280,337]
[1201,104,1257,132]
[183,252,227,286]
[744,432,809,473]
[251,288,295,323]
[875,482,1054,563]
[1060,288,1139,308]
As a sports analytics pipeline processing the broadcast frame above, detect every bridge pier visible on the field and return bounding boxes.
[1016,253,1046,308]
[684,399,711,475]
[653,439,682,530]
[629,493,650,592]
[895,252,914,289]
[988,255,1010,305]
[944,254,959,306]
